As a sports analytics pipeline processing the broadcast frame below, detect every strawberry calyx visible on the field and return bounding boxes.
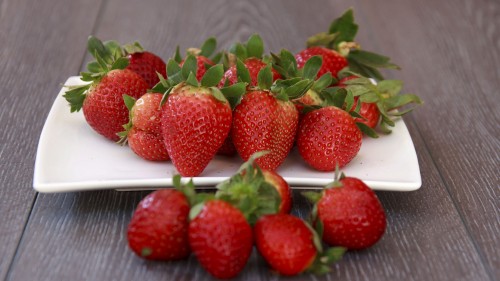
[116,94,137,145]
[228,34,265,62]
[336,71,423,134]
[305,8,400,81]
[174,37,223,66]
[153,55,247,107]
[213,151,282,225]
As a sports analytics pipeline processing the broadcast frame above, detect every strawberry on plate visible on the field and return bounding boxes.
[153,56,246,177]
[304,171,387,250]
[122,41,167,88]
[118,93,169,161]
[63,37,150,141]
[175,37,221,81]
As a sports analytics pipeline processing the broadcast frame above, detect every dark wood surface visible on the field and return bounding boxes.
[0,0,498,280]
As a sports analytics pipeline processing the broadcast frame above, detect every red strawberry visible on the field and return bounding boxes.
[297,106,362,170]
[296,46,347,79]
[189,200,253,279]
[308,175,387,250]
[232,89,298,170]
[180,55,214,81]
[156,56,246,176]
[262,170,292,214]
[176,37,218,81]
[220,58,280,87]
[127,189,190,260]
[127,51,166,88]
[254,214,316,275]
[119,93,169,161]
[217,131,237,156]
[338,76,380,128]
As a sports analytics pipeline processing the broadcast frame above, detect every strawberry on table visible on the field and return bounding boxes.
[189,199,253,279]
[153,56,246,177]
[232,65,312,170]
[118,93,169,161]
[304,171,387,250]
[63,37,150,141]
[127,182,192,260]
[254,214,345,276]
[121,41,167,88]
[296,9,400,80]
[219,34,281,87]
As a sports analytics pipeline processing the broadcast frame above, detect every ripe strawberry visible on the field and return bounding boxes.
[262,169,292,214]
[175,37,219,81]
[232,65,312,170]
[217,131,237,156]
[305,173,387,250]
[297,106,362,170]
[189,200,253,279]
[126,49,166,88]
[127,189,190,260]
[219,34,280,87]
[255,214,345,276]
[296,46,347,79]
[118,93,169,161]
[300,9,400,80]
[155,56,246,176]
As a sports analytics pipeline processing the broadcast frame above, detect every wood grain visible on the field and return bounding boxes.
[4,0,498,280]
[0,0,103,280]
[354,0,500,278]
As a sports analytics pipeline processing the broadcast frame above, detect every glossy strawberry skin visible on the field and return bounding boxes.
[131,93,163,133]
[296,46,347,78]
[219,58,281,87]
[293,89,323,115]
[254,214,317,276]
[161,85,232,177]
[338,76,380,128]
[128,128,169,161]
[317,177,386,250]
[262,170,292,214]
[127,51,167,88]
[83,69,149,141]
[232,90,298,170]
[127,189,190,260]
[189,200,253,279]
[297,106,362,170]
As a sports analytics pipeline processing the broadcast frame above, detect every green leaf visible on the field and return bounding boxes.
[302,191,322,204]
[87,61,102,73]
[302,56,323,80]
[111,57,129,70]
[257,65,273,90]
[94,50,110,72]
[200,37,217,57]
[344,89,355,111]
[80,72,95,82]
[211,52,223,64]
[306,32,337,48]
[63,84,91,112]
[377,79,403,97]
[221,82,247,108]
[103,40,123,60]
[328,8,359,48]
[123,94,136,111]
[384,94,423,111]
[346,58,385,80]
[87,36,111,63]
[181,55,198,80]
[323,247,346,263]
[284,79,314,100]
[167,59,181,77]
[348,49,400,70]
[160,86,173,106]
[356,122,379,138]
[359,92,379,103]
[174,46,182,63]
[235,59,251,84]
[246,34,264,59]
[210,87,227,103]
[189,202,205,220]
[123,41,143,54]
[312,73,333,92]
[230,42,247,61]
[201,64,224,87]
[185,72,199,87]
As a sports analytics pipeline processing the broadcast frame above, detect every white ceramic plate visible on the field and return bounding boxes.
[33,77,421,193]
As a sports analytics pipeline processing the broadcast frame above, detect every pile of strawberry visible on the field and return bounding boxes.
[127,153,386,278]
[63,9,422,176]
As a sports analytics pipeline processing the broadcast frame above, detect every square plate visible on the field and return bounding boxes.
[33,77,421,193]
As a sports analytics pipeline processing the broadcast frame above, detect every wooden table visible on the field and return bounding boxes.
[1,0,498,280]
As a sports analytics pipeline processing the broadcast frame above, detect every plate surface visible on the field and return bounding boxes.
[33,77,421,193]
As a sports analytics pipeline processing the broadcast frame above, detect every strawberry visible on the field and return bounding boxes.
[216,131,237,156]
[219,34,280,87]
[299,9,400,81]
[296,46,347,79]
[262,169,292,214]
[154,56,246,176]
[118,93,169,161]
[189,200,253,279]
[254,214,345,276]
[232,65,312,170]
[175,37,219,81]
[304,172,387,250]
[337,75,380,128]
[297,105,362,170]
[124,43,166,88]
[127,188,190,260]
